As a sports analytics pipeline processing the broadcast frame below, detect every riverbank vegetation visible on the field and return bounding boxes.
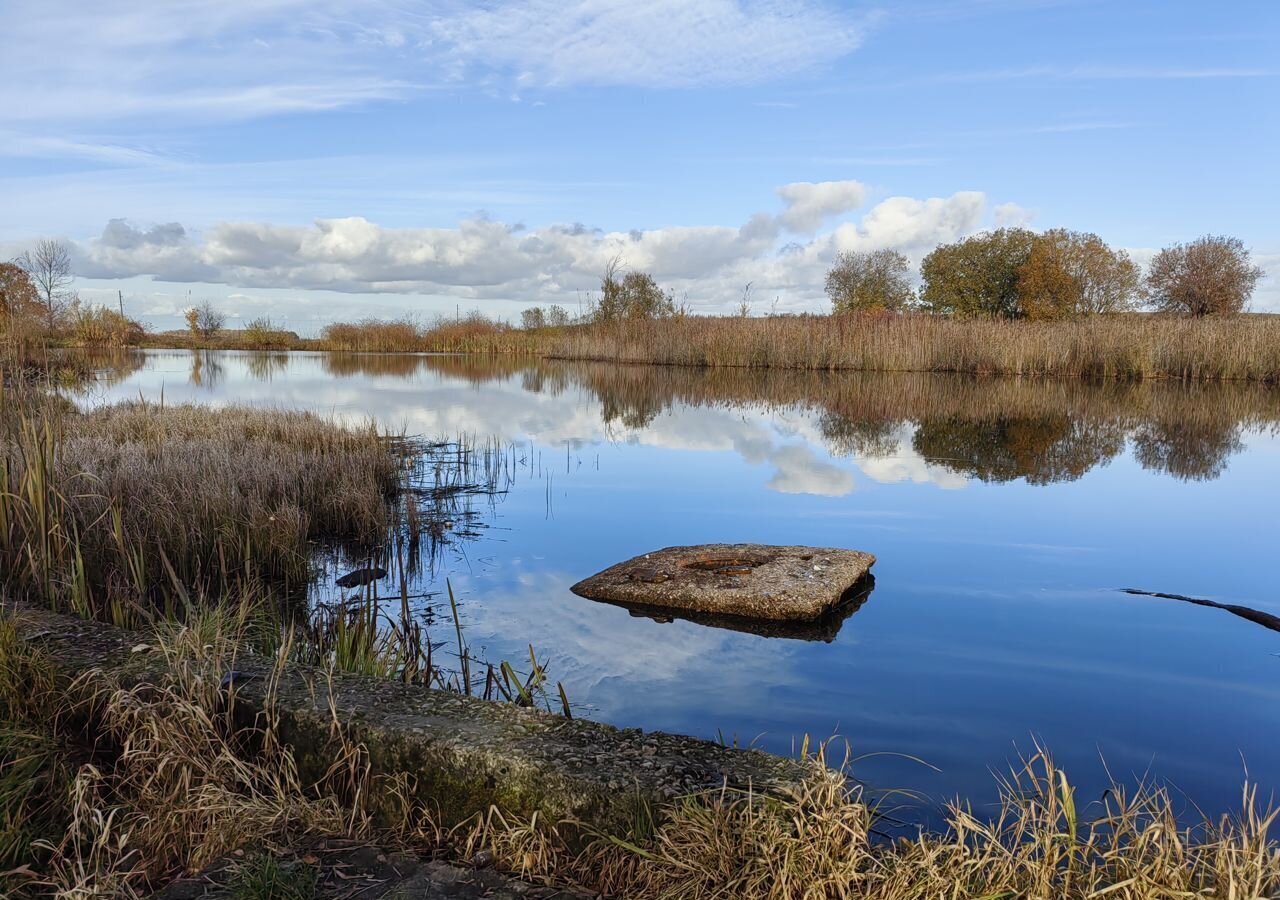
[5,233,1275,380]
[0,364,559,704]
[1,611,1276,898]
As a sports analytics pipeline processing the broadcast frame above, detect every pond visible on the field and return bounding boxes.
[80,349,1280,821]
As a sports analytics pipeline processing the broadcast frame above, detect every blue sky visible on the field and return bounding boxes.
[2,0,1277,331]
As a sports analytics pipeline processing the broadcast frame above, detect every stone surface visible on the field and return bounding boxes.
[570,544,876,622]
[3,603,810,842]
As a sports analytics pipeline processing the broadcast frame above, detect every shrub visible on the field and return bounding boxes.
[241,317,297,350]
[920,228,1037,318]
[592,262,676,323]
[825,249,914,314]
[1145,235,1265,316]
[66,302,146,348]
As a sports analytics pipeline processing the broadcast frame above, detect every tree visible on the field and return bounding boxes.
[0,262,39,327]
[16,238,74,331]
[593,260,676,322]
[185,300,225,343]
[824,249,913,314]
[1144,235,1264,316]
[520,306,547,330]
[1016,229,1140,320]
[919,228,1037,318]
[546,304,571,327]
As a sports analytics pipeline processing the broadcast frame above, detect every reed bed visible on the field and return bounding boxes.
[0,397,399,623]
[319,314,540,354]
[549,314,1280,381]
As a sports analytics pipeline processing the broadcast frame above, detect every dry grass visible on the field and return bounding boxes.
[549,314,1280,381]
[319,314,538,354]
[2,610,1277,899]
[0,614,359,898]
[1,397,399,623]
[464,747,1280,900]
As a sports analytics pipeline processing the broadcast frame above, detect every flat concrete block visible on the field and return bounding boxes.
[571,544,876,622]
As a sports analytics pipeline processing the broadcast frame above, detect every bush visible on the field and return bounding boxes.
[241,317,297,350]
[919,228,1038,319]
[66,302,145,347]
[592,263,677,323]
[1145,235,1265,316]
[825,249,914,314]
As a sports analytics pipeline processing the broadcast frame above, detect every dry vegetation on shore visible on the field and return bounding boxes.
[1,612,1276,898]
[0,391,398,622]
[132,312,1280,382]
[548,313,1280,381]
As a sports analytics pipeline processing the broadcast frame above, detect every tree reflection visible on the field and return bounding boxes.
[244,351,288,381]
[912,416,1127,485]
[1131,420,1244,482]
[818,413,902,458]
[188,350,224,389]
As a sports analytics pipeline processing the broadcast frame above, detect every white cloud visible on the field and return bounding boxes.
[992,202,1036,227]
[776,181,868,234]
[0,0,867,127]
[65,184,991,312]
[428,0,867,88]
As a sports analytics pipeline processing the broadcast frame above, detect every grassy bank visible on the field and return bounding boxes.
[1,610,1276,898]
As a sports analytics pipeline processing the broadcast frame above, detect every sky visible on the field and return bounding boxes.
[2,0,1277,333]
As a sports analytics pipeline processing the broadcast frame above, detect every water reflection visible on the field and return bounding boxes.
[592,575,876,642]
[188,349,225,389]
[83,352,1280,487]
[73,350,1280,825]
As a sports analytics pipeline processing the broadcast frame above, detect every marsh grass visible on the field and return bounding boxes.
[549,314,1280,381]
[0,399,399,624]
[319,314,537,354]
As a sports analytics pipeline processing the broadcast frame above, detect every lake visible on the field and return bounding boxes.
[80,349,1280,821]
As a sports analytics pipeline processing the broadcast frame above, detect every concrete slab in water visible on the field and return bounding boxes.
[571,543,876,622]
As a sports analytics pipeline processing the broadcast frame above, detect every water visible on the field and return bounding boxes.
[80,350,1280,819]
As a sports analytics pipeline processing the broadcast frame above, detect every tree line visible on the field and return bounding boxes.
[826,231,1265,319]
[2,231,1270,353]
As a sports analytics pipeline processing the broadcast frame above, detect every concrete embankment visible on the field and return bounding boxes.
[3,603,809,836]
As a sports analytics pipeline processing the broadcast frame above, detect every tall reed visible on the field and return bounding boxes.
[549,314,1280,381]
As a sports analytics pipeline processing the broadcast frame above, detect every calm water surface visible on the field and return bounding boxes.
[83,350,1280,818]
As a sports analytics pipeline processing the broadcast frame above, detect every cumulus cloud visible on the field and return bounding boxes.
[71,183,993,312]
[776,181,868,234]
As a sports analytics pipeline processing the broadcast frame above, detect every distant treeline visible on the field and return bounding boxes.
[2,231,1274,380]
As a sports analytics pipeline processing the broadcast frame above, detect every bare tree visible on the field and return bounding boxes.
[185,300,226,343]
[16,238,74,331]
[1145,236,1265,317]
